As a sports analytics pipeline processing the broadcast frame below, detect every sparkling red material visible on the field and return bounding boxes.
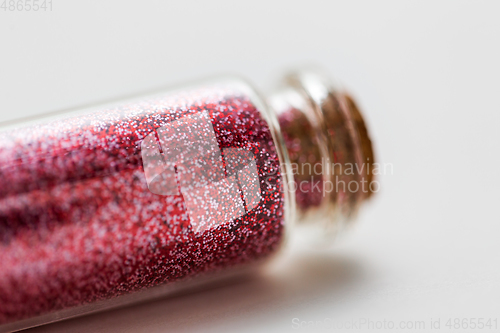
[277,107,323,210]
[0,85,284,324]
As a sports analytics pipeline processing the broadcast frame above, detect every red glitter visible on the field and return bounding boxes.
[0,85,285,324]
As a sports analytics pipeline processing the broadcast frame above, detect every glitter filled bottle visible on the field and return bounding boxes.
[0,69,375,331]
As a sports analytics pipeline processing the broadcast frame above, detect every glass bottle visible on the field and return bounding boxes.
[0,69,375,331]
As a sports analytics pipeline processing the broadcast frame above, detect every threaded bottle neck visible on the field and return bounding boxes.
[268,70,376,237]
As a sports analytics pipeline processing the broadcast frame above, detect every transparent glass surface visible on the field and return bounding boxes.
[0,78,288,330]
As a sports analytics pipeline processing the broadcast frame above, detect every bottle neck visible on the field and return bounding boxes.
[268,70,375,238]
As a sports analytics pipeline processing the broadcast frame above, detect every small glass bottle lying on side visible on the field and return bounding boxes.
[0,69,376,332]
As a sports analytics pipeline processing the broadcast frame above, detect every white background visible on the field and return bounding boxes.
[1,1,500,332]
